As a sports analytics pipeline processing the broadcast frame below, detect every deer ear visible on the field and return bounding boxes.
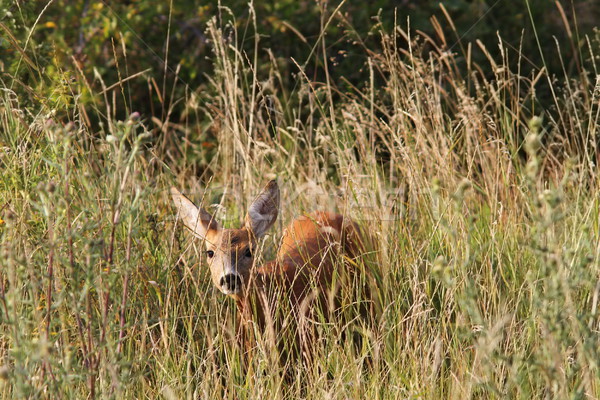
[245,180,279,238]
[171,187,220,240]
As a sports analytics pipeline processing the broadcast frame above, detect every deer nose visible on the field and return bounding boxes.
[220,273,243,294]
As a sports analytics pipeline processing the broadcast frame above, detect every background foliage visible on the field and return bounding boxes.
[3,0,598,146]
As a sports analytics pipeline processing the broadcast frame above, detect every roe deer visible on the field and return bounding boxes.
[170,180,368,363]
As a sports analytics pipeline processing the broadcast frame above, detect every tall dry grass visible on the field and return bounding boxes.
[1,3,599,399]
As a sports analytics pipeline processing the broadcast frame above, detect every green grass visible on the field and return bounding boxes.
[1,3,600,399]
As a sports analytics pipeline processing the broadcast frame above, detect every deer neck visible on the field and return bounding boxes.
[231,258,284,329]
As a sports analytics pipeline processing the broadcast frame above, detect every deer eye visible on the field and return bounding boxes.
[244,248,252,258]
[206,250,215,258]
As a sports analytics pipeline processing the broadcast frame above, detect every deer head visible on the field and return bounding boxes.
[171,181,280,296]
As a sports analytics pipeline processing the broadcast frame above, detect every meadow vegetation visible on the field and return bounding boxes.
[1,1,600,398]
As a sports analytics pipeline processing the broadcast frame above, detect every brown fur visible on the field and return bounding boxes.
[233,211,364,362]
